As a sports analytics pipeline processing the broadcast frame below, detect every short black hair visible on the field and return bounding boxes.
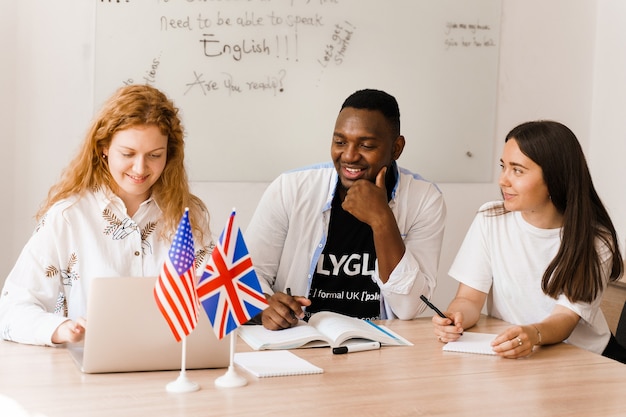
[340,89,400,136]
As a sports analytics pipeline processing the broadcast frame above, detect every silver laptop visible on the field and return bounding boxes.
[68,276,230,373]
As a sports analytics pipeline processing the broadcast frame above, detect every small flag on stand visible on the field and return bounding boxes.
[197,210,268,339]
[154,208,199,342]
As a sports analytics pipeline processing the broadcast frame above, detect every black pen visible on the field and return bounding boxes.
[285,288,299,320]
[420,295,462,333]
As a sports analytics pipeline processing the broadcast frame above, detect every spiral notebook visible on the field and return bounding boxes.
[234,350,323,377]
[442,332,497,355]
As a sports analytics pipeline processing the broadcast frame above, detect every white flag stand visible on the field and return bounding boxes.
[166,337,200,393]
[214,328,247,388]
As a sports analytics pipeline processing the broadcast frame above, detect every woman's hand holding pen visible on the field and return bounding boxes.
[260,289,311,330]
[421,295,464,342]
[432,312,464,343]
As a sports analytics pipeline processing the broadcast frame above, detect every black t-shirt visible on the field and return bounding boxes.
[306,193,381,320]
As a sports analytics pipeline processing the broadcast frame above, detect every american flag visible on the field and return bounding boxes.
[154,208,199,342]
[197,210,268,339]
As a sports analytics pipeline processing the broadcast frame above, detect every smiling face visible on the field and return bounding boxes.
[103,124,168,214]
[499,138,562,228]
[331,107,404,198]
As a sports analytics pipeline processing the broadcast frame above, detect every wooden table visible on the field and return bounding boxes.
[1,316,624,417]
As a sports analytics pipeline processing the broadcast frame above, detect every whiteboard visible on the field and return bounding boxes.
[95,0,501,183]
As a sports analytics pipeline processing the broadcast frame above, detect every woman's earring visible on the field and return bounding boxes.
[102,153,107,160]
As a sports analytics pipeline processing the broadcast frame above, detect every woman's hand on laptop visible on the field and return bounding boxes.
[52,317,87,344]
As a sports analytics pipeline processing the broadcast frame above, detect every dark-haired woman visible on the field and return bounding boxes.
[431,120,625,363]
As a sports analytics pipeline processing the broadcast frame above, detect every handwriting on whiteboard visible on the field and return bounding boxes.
[444,21,497,50]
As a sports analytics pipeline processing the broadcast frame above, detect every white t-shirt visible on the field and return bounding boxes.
[449,201,611,354]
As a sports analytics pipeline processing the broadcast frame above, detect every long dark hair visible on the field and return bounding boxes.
[505,120,622,303]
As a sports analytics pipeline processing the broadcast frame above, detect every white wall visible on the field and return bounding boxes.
[2,1,623,316]
[0,1,16,275]
[589,0,626,252]
[5,1,95,279]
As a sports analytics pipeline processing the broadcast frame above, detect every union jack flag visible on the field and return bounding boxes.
[197,210,268,339]
[154,209,199,342]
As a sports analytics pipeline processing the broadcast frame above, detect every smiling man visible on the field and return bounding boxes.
[245,89,446,330]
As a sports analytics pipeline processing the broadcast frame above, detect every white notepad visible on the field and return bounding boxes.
[234,350,324,377]
[442,332,497,355]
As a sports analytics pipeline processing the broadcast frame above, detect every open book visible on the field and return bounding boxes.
[238,311,413,350]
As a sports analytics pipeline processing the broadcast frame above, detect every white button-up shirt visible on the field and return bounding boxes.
[0,188,211,346]
[245,162,446,320]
